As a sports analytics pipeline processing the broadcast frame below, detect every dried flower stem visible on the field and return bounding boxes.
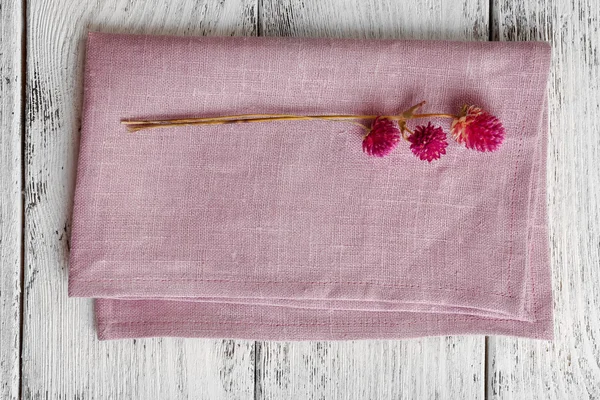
[123,114,300,125]
[124,114,389,132]
[124,115,375,132]
[410,113,457,119]
[118,101,505,161]
[121,105,458,133]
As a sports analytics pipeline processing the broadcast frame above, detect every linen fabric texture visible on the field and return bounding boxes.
[69,32,553,340]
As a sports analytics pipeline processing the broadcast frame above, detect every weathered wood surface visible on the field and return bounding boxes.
[488,0,600,398]
[256,1,488,399]
[0,1,23,399]
[22,1,256,399]
[260,0,489,40]
[256,338,484,400]
[0,0,595,398]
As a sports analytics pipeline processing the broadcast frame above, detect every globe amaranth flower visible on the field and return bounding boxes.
[362,117,401,157]
[451,105,505,152]
[408,122,448,162]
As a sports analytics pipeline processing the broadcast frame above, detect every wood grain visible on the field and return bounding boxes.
[489,0,600,398]
[256,338,484,400]
[260,0,488,39]
[17,0,598,397]
[0,1,23,399]
[257,1,488,399]
[22,1,256,398]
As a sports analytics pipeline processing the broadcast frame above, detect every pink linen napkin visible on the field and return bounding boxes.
[69,32,553,340]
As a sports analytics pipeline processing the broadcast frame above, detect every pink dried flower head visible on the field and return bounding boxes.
[408,122,448,162]
[451,105,505,152]
[362,117,401,157]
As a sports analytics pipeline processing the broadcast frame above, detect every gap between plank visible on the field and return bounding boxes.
[18,0,28,399]
[254,1,262,398]
[256,0,263,37]
[484,336,490,399]
[488,0,494,41]
[253,341,263,400]
[485,1,497,398]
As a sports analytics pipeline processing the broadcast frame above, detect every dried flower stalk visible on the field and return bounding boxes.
[121,101,504,162]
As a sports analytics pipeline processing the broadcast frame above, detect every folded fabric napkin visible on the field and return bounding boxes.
[69,32,553,340]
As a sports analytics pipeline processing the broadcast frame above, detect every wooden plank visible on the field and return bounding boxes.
[22,1,257,398]
[0,1,23,399]
[256,338,484,399]
[260,0,489,39]
[489,0,600,398]
[257,1,488,399]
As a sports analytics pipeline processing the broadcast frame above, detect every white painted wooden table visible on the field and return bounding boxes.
[1,0,599,398]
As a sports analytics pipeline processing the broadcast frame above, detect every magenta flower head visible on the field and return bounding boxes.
[362,117,401,157]
[451,105,505,152]
[408,122,448,162]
